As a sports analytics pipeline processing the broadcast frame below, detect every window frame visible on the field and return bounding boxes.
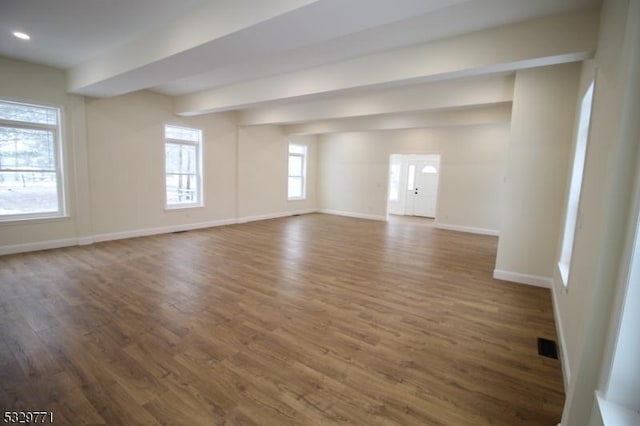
[558,80,595,287]
[163,124,203,210]
[0,99,66,222]
[288,143,307,200]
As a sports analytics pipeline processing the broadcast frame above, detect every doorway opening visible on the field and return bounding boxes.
[387,154,441,218]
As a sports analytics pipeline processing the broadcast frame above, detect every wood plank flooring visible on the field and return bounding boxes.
[0,213,564,425]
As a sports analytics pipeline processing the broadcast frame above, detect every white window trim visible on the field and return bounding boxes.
[596,392,640,426]
[0,100,66,223]
[288,144,307,200]
[163,124,203,210]
[557,80,595,288]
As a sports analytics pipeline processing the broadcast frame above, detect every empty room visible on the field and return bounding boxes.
[1,0,639,425]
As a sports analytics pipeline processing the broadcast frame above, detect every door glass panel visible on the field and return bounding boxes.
[407,165,415,189]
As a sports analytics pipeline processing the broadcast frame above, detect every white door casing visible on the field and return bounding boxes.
[406,156,440,218]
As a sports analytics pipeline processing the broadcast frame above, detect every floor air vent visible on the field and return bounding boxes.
[537,337,558,359]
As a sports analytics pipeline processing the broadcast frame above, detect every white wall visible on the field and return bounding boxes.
[318,131,389,220]
[556,0,640,423]
[318,125,509,231]
[0,57,90,250]
[436,129,508,233]
[494,63,581,285]
[86,91,238,236]
[0,57,318,254]
[237,125,317,221]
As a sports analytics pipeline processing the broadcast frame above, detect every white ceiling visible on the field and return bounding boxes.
[151,0,601,96]
[0,0,207,68]
[0,0,599,107]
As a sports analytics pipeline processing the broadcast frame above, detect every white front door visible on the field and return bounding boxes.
[406,157,440,218]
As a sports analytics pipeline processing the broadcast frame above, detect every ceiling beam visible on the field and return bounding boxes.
[68,0,468,97]
[282,103,513,135]
[175,7,598,116]
[67,0,320,96]
[238,74,514,126]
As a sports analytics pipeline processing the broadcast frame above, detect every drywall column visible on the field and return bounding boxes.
[68,94,93,244]
[559,0,640,423]
[494,63,581,286]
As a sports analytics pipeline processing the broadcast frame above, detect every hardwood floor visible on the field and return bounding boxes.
[0,214,564,425]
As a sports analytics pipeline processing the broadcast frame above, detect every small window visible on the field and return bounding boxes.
[558,81,594,286]
[388,163,401,201]
[0,100,65,221]
[288,144,307,200]
[164,124,202,209]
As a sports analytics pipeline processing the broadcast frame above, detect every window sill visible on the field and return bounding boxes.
[164,204,204,211]
[557,262,569,290]
[597,392,640,426]
[288,197,307,201]
[0,214,70,226]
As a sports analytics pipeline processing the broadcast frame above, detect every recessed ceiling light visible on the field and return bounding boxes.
[13,32,31,40]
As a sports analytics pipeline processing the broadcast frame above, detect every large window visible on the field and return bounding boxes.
[558,81,594,286]
[288,144,307,200]
[164,124,202,208]
[0,100,64,220]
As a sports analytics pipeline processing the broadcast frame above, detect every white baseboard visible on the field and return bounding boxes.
[0,211,323,256]
[0,238,83,256]
[76,236,95,246]
[493,269,553,288]
[551,281,571,390]
[91,218,238,243]
[317,209,387,222]
[434,222,500,236]
[236,209,316,224]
